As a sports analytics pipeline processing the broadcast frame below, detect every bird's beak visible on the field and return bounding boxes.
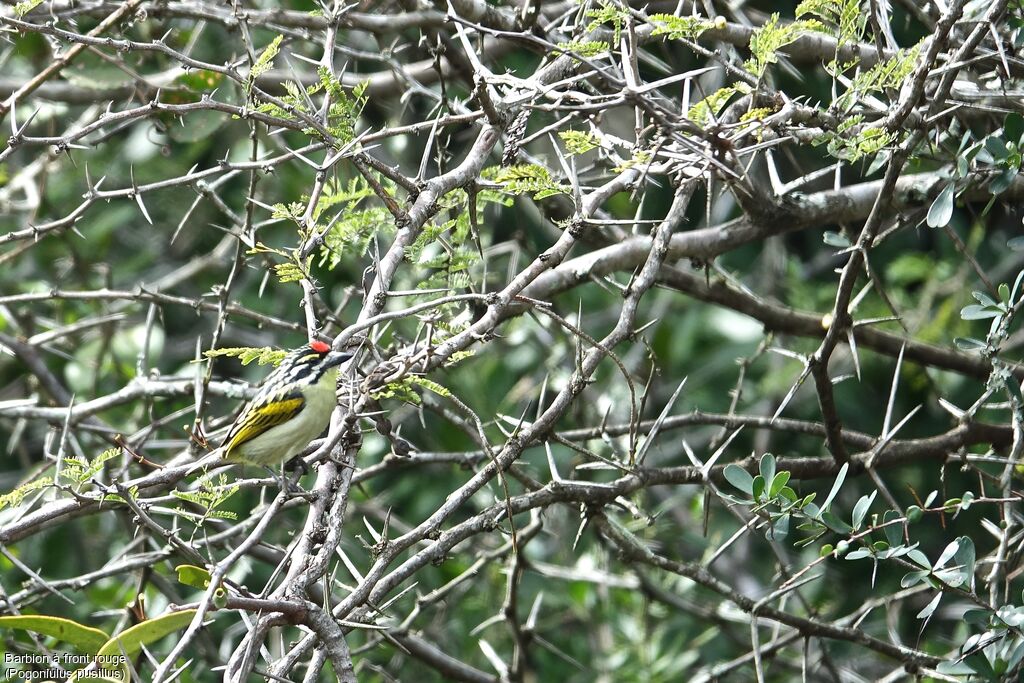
[325,351,353,368]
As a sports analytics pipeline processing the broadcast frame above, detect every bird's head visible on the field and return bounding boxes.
[277,341,352,386]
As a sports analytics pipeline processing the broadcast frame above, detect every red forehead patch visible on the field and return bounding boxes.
[310,340,331,353]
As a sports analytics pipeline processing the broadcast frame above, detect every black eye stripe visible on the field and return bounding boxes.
[247,348,338,403]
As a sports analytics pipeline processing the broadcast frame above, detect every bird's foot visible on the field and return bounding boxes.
[266,466,317,501]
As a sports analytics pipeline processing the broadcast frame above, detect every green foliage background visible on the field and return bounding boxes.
[1,0,1024,680]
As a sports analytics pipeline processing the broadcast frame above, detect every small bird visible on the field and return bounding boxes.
[188,341,352,478]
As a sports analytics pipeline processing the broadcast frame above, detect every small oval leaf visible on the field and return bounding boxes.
[926,183,955,228]
[723,464,754,494]
[821,463,848,511]
[882,510,903,547]
[752,475,766,500]
[769,471,790,498]
[916,592,942,620]
[759,453,776,486]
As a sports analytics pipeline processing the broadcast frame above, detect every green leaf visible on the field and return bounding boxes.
[882,510,902,547]
[0,477,52,511]
[821,510,853,534]
[1006,113,1024,143]
[964,652,997,678]
[770,513,790,540]
[275,259,309,283]
[906,505,922,522]
[752,474,766,500]
[954,337,987,351]
[953,535,976,588]
[495,164,568,200]
[1008,638,1024,670]
[956,154,969,178]
[985,136,1009,160]
[320,202,392,266]
[649,13,713,41]
[559,130,600,155]
[740,107,776,123]
[901,569,929,588]
[0,615,108,655]
[769,470,790,498]
[371,379,422,405]
[796,0,865,45]
[745,14,822,76]
[926,183,955,228]
[175,565,212,590]
[585,2,629,42]
[556,39,611,59]
[407,375,452,398]
[973,290,998,307]
[823,231,850,248]
[534,187,566,200]
[960,304,1001,320]
[916,592,941,620]
[825,126,895,162]
[990,167,1017,195]
[935,660,979,675]
[204,346,287,366]
[934,538,961,569]
[96,610,199,670]
[248,35,283,89]
[907,548,931,569]
[313,67,367,143]
[14,0,44,17]
[758,453,776,485]
[843,44,921,98]
[174,566,226,609]
[851,491,875,530]
[723,464,754,494]
[821,462,848,511]
[963,608,991,626]
[171,474,238,525]
[687,85,742,126]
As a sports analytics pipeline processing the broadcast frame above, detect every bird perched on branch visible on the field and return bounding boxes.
[187,340,352,478]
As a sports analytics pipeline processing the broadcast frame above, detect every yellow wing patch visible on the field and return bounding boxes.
[222,396,305,458]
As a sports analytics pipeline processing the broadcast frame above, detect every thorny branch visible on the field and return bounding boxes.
[2,0,1024,681]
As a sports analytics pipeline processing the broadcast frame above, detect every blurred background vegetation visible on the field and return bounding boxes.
[2,0,1024,680]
